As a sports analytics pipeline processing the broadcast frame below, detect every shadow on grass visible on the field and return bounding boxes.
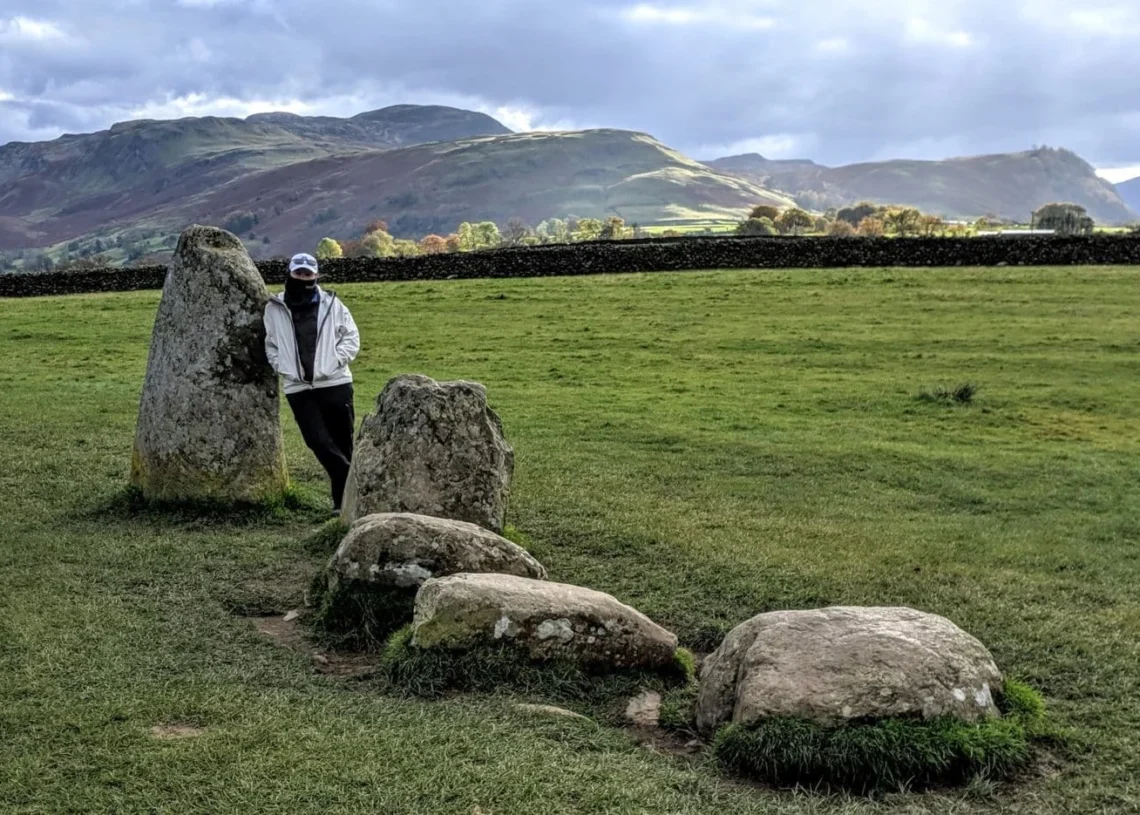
[374,624,697,724]
[83,484,332,529]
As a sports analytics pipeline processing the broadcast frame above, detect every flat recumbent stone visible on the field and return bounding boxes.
[411,573,679,673]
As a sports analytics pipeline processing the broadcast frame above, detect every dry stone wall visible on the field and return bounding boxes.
[5,235,1140,297]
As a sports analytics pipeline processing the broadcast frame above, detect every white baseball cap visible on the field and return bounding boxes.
[288,253,319,276]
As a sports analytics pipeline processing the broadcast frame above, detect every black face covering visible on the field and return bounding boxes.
[284,275,317,305]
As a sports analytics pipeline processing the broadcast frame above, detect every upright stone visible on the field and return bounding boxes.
[341,375,513,532]
[130,225,288,502]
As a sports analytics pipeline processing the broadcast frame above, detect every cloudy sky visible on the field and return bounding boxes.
[2,0,1139,180]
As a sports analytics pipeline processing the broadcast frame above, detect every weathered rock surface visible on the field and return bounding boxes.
[328,513,546,590]
[340,375,513,532]
[411,573,679,672]
[695,606,1003,736]
[625,691,663,727]
[130,225,287,502]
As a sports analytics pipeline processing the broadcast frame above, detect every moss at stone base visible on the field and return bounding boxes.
[309,576,418,651]
[381,626,693,703]
[130,444,290,506]
[100,484,320,525]
[711,679,1051,792]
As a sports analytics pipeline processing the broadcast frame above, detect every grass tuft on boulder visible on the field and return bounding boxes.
[711,679,1049,791]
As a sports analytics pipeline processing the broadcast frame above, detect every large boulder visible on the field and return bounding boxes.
[130,225,287,503]
[411,573,679,672]
[341,375,514,532]
[696,606,1003,736]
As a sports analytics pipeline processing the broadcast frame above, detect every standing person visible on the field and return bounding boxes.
[264,252,361,515]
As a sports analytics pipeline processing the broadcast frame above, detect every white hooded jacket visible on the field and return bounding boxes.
[263,287,360,395]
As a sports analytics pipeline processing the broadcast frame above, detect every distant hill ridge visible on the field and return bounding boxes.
[0,108,793,256]
[710,146,1137,224]
[1115,176,1140,215]
[1,104,1136,263]
[0,105,513,250]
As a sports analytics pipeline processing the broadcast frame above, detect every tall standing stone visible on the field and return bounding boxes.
[130,225,288,503]
[341,375,513,532]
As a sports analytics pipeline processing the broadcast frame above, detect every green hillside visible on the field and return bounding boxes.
[4,129,795,263]
[0,105,510,250]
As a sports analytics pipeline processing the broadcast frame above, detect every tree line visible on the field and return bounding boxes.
[735,201,1104,238]
[314,216,639,259]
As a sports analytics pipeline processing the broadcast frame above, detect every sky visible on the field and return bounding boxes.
[2,1,1139,181]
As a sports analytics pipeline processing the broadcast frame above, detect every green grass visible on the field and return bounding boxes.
[711,680,1047,792]
[1,266,1138,812]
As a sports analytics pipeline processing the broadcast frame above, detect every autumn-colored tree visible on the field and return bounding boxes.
[419,235,448,254]
[749,205,781,221]
[456,221,502,251]
[573,218,604,241]
[826,219,857,237]
[361,229,395,257]
[339,239,368,258]
[391,239,422,257]
[884,207,923,237]
[364,219,389,235]
[736,217,778,236]
[316,237,343,259]
[456,222,478,251]
[920,214,945,237]
[475,221,502,248]
[857,216,886,237]
[445,234,462,253]
[776,208,814,236]
[837,201,882,226]
[600,216,627,240]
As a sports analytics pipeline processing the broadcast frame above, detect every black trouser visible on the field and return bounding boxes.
[286,383,356,508]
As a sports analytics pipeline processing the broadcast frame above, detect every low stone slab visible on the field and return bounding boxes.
[696,606,1003,736]
[329,513,546,588]
[412,573,679,672]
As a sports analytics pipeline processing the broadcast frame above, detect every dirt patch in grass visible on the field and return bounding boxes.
[253,614,378,680]
[150,724,206,740]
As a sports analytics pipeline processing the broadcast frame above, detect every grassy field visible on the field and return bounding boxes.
[1,266,1138,813]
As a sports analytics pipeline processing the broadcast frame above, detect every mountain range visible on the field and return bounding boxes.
[707,149,1135,225]
[1115,176,1140,215]
[0,104,1136,265]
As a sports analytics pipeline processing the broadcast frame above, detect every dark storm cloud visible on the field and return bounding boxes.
[1,0,1138,170]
